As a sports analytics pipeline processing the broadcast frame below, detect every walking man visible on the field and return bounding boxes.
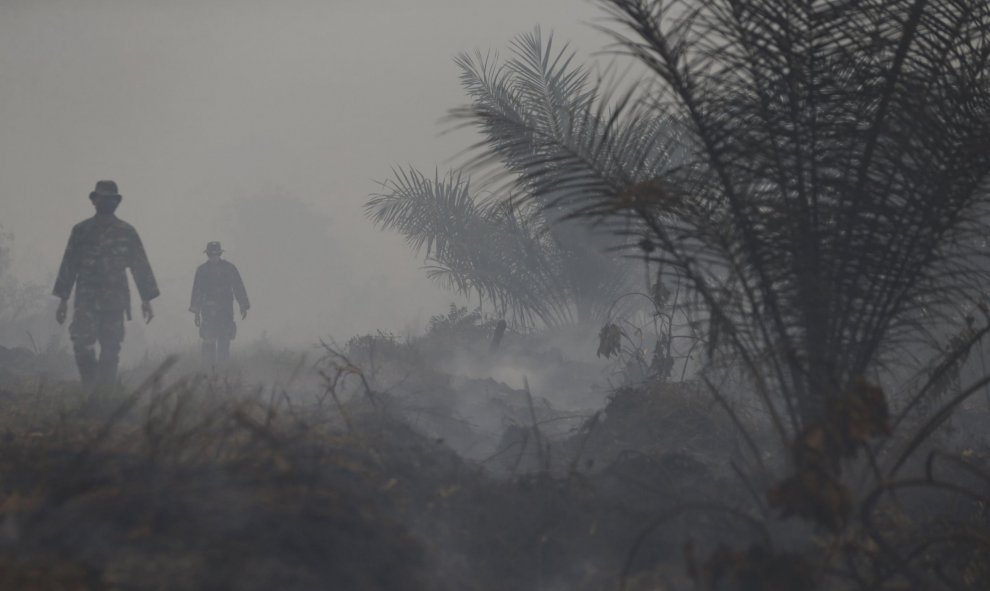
[189,242,249,365]
[53,180,159,387]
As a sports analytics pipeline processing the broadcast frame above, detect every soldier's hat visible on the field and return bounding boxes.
[205,241,224,255]
[89,180,120,199]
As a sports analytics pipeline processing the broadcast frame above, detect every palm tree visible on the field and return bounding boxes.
[469,1,990,434]
[367,29,683,327]
[440,3,990,584]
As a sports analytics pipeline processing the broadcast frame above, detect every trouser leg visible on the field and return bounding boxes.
[202,340,217,366]
[217,338,230,363]
[95,310,125,387]
[73,344,98,385]
[69,307,98,386]
[96,338,121,386]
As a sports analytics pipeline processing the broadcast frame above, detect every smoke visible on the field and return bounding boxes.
[0,0,609,358]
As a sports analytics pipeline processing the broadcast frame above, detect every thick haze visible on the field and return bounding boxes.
[0,0,609,354]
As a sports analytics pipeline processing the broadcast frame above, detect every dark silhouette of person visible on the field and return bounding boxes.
[189,241,249,365]
[53,180,159,387]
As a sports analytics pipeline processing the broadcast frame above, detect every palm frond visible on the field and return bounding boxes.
[452,26,686,225]
[367,167,574,326]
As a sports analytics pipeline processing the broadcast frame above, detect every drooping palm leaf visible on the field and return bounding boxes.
[367,167,573,326]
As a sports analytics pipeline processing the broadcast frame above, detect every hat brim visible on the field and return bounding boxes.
[90,191,121,199]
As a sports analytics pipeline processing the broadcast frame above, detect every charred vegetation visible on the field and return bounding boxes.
[1,0,990,589]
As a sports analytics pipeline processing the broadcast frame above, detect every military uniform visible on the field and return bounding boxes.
[189,243,249,364]
[53,182,159,386]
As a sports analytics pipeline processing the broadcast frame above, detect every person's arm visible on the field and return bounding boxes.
[231,263,249,319]
[128,228,160,303]
[52,227,79,324]
[190,266,203,313]
[53,226,79,301]
[190,266,204,326]
[127,228,159,323]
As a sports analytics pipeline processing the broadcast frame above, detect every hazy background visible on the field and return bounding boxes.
[0,0,611,357]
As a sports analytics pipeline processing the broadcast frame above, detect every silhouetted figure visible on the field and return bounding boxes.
[190,242,249,365]
[53,180,159,387]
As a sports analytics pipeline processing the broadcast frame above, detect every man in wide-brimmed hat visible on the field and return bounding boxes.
[53,180,159,387]
[189,241,249,365]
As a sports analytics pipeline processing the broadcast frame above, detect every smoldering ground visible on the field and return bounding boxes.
[3,309,985,590]
[0,315,752,591]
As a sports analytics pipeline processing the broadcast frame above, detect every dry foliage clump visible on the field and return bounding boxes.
[0,368,428,591]
[0,329,988,591]
[0,344,775,591]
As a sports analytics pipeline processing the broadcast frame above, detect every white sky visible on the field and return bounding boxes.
[0,0,615,351]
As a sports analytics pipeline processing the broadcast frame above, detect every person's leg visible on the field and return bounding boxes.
[202,339,217,366]
[95,310,125,387]
[69,307,98,386]
[217,338,230,363]
[200,312,218,367]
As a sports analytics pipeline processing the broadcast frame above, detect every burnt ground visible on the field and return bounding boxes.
[0,330,987,591]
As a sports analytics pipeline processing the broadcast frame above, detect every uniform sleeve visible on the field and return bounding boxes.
[52,226,80,300]
[190,266,203,312]
[128,228,160,302]
[231,263,249,310]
